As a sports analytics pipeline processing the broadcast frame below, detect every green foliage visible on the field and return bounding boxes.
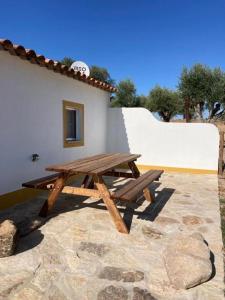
[178,64,225,119]
[206,68,225,118]
[111,64,225,121]
[146,86,183,122]
[60,57,74,67]
[136,95,148,107]
[58,58,225,121]
[179,64,210,103]
[90,65,114,84]
[111,79,140,107]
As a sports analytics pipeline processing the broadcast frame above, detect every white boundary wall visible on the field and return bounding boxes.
[107,108,219,171]
[0,51,110,195]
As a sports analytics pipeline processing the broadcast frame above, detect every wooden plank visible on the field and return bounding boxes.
[143,187,154,203]
[218,131,224,176]
[67,153,121,172]
[39,175,66,217]
[46,153,110,172]
[87,154,141,175]
[112,170,156,199]
[87,176,94,189]
[69,153,123,173]
[46,153,112,172]
[117,170,163,201]
[61,186,100,198]
[112,170,163,201]
[103,170,134,178]
[94,175,129,234]
[73,153,131,174]
[22,173,62,189]
[46,153,141,176]
[128,161,140,178]
[81,175,90,188]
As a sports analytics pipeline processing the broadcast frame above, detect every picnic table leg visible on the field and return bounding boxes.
[128,161,140,178]
[88,177,94,189]
[81,175,95,189]
[143,187,154,203]
[94,175,129,234]
[81,175,90,188]
[39,175,65,217]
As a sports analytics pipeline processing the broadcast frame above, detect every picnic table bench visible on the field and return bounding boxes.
[23,153,163,234]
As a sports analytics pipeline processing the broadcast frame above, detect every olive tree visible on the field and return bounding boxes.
[111,79,140,107]
[60,57,74,67]
[206,68,225,119]
[146,86,182,122]
[178,64,225,120]
[90,66,114,84]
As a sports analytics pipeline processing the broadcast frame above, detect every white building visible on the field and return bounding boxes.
[0,39,116,208]
[0,39,219,210]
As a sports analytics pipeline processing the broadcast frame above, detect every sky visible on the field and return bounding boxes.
[1,0,225,95]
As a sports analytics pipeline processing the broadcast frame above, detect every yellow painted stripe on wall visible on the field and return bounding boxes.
[136,164,217,175]
[0,174,82,211]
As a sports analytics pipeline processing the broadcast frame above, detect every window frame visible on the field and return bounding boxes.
[63,100,84,148]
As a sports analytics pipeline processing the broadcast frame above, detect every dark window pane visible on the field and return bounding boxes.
[66,109,76,140]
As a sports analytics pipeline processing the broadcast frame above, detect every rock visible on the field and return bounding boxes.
[182,215,203,225]
[47,286,68,300]
[163,232,212,289]
[205,218,213,224]
[198,226,208,234]
[155,216,179,225]
[132,287,157,300]
[99,266,144,282]
[176,200,192,206]
[0,220,18,257]
[142,226,163,239]
[168,232,210,259]
[0,271,32,298]
[10,286,43,300]
[174,190,182,194]
[97,285,128,300]
[79,242,110,257]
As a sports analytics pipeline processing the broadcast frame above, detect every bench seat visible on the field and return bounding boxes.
[111,170,163,202]
[22,173,62,189]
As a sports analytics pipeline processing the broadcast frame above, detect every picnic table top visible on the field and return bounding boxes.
[46,153,141,176]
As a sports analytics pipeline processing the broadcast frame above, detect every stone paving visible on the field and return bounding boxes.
[0,173,224,299]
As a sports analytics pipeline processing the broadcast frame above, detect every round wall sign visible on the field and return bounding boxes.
[70,61,90,77]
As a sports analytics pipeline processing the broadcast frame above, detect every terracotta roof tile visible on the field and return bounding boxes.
[0,39,116,93]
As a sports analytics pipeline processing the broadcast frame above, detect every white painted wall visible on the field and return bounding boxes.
[107,108,219,171]
[0,51,110,194]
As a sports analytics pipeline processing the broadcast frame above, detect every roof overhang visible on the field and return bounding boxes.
[0,39,117,93]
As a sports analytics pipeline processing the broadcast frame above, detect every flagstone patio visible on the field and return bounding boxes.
[0,173,224,300]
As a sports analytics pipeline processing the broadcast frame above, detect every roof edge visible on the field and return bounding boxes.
[0,39,117,93]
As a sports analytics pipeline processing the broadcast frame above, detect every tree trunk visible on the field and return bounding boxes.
[160,112,171,122]
[184,98,191,122]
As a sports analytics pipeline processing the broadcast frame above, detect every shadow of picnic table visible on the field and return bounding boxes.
[0,179,174,252]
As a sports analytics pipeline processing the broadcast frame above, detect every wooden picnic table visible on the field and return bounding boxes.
[23,153,163,234]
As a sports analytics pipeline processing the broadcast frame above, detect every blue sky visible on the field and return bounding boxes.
[1,0,225,95]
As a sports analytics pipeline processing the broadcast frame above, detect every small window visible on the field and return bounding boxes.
[63,100,84,147]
